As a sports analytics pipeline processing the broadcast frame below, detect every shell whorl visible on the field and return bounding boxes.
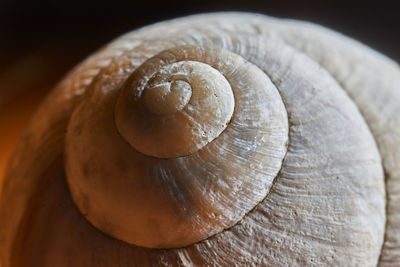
[115,46,236,158]
[65,45,289,248]
[1,12,399,267]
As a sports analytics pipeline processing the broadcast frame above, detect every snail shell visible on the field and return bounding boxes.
[0,12,399,266]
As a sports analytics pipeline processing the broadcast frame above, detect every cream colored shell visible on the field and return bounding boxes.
[65,45,289,248]
[0,12,399,267]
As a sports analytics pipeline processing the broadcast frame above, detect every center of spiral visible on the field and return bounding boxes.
[115,59,235,159]
[143,80,192,116]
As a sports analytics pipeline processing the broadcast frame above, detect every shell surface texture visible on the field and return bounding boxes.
[0,12,399,267]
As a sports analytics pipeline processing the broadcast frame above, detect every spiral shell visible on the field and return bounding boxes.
[0,12,399,267]
[65,45,288,248]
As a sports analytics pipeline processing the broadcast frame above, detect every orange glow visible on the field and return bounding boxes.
[0,90,46,193]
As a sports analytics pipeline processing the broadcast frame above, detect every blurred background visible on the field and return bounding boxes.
[0,0,399,183]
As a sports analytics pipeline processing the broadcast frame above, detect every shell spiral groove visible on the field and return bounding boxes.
[1,12,400,267]
[65,45,288,248]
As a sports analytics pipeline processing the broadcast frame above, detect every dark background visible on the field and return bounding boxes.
[0,0,398,183]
